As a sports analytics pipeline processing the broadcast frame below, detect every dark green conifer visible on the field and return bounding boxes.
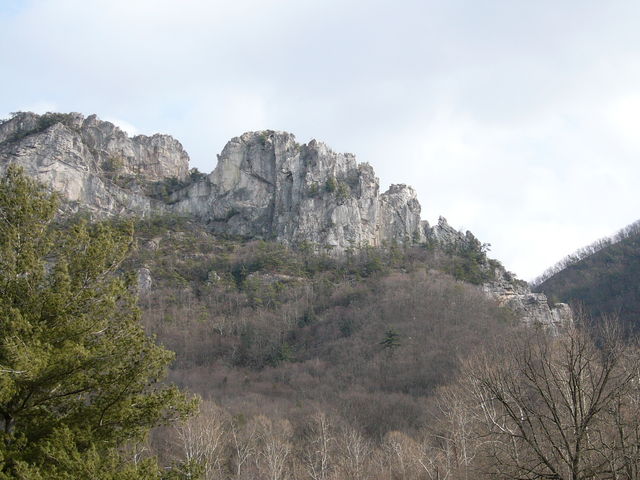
[0,165,195,479]
[379,328,401,351]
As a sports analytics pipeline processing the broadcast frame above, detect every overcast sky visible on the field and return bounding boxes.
[1,0,639,280]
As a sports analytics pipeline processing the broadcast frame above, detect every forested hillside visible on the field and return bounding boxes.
[129,216,640,480]
[120,215,522,476]
[534,220,640,329]
[128,215,514,434]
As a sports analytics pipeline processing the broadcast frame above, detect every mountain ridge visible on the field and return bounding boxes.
[0,111,571,327]
[534,220,640,328]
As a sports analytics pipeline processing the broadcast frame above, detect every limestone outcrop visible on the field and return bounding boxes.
[0,112,189,216]
[0,112,569,326]
[483,270,573,332]
[171,130,425,249]
[425,216,573,328]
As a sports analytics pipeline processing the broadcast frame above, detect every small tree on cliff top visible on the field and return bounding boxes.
[0,165,195,479]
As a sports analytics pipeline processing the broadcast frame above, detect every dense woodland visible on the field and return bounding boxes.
[535,221,640,331]
[129,216,513,440]
[3,167,640,479]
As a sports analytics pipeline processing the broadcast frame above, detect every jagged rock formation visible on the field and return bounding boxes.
[0,112,189,216]
[0,116,424,249]
[427,217,573,328]
[172,130,425,248]
[428,216,469,245]
[483,271,573,331]
[0,112,569,326]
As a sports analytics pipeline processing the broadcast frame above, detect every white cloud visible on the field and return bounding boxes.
[2,0,640,280]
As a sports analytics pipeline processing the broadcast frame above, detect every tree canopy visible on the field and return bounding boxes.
[0,165,194,479]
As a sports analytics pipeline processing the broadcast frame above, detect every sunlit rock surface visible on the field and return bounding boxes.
[172,131,424,250]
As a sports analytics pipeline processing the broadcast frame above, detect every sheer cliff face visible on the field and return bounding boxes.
[172,130,425,249]
[0,112,189,215]
[0,116,425,250]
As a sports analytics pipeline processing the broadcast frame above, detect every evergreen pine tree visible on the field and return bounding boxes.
[379,328,401,351]
[0,165,195,479]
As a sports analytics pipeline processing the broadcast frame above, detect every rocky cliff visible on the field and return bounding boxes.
[0,112,570,327]
[172,130,424,249]
[483,271,573,332]
[0,112,188,216]
[427,216,573,329]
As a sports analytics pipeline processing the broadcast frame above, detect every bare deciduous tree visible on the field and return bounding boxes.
[302,411,335,480]
[230,414,258,478]
[421,383,482,480]
[383,430,420,480]
[255,415,293,480]
[176,401,229,479]
[459,323,640,480]
[335,425,372,480]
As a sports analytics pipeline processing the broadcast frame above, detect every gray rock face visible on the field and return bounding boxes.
[483,269,573,330]
[427,216,573,327]
[428,216,467,245]
[0,112,39,144]
[80,114,189,182]
[137,267,153,293]
[0,113,569,326]
[172,131,424,250]
[0,117,425,250]
[0,112,189,216]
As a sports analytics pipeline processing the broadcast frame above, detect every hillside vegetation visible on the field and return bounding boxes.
[121,215,521,475]
[534,220,640,329]
[130,215,512,417]
[130,216,640,480]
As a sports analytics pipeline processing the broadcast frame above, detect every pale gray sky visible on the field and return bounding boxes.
[2,0,640,280]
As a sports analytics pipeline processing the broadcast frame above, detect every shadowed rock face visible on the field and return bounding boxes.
[0,113,570,326]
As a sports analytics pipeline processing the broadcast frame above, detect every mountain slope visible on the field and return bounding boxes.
[127,217,516,437]
[0,112,583,477]
[534,221,640,327]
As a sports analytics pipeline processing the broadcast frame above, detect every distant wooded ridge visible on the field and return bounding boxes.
[532,218,640,286]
